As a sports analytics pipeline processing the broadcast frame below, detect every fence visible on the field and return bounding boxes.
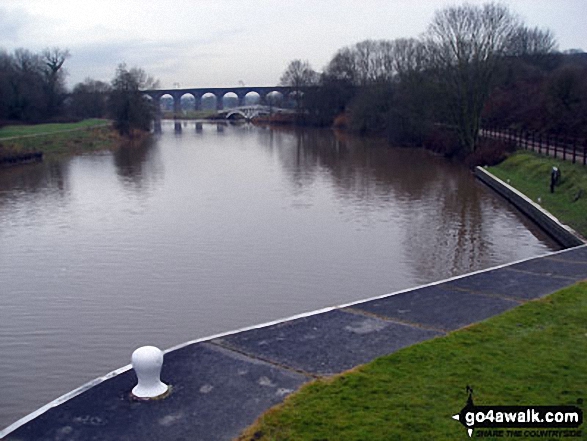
[480,127,587,166]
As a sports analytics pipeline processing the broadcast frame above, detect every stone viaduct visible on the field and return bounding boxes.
[142,86,294,112]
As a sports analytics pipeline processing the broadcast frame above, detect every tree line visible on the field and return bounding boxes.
[280,2,586,158]
[0,47,158,136]
[0,48,70,122]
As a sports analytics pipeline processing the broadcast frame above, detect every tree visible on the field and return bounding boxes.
[326,40,393,85]
[303,73,355,126]
[280,59,318,112]
[109,64,158,136]
[390,38,427,80]
[41,47,70,115]
[0,50,14,120]
[326,47,359,85]
[506,26,558,57]
[280,59,318,89]
[70,78,111,118]
[10,48,47,121]
[348,82,394,134]
[543,64,587,136]
[0,47,71,121]
[426,2,519,153]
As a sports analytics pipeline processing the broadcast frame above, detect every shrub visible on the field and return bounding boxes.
[422,127,461,157]
[465,138,515,168]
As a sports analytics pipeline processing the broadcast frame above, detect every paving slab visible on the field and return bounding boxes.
[4,342,308,441]
[550,246,587,263]
[215,309,442,376]
[349,285,520,331]
[444,267,576,300]
[509,256,587,280]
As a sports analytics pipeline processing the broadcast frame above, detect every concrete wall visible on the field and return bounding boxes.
[475,167,585,248]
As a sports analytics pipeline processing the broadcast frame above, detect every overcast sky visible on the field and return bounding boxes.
[1,0,585,89]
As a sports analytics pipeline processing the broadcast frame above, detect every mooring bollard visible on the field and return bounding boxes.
[131,346,169,399]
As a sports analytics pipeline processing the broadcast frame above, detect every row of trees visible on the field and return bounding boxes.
[0,48,70,122]
[280,2,584,156]
[0,45,158,136]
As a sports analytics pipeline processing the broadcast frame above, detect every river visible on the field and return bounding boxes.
[0,121,559,428]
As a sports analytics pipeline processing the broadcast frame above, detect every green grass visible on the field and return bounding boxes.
[0,122,123,157]
[238,282,587,440]
[488,151,587,237]
[0,119,109,139]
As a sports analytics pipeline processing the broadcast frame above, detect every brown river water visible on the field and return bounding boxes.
[0,121,559,428]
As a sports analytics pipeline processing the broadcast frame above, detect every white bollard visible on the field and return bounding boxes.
[131,346,169,399]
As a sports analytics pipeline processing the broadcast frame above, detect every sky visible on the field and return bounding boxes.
[0,0,585,89]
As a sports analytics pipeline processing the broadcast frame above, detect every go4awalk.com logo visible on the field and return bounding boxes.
[452,386,583,438]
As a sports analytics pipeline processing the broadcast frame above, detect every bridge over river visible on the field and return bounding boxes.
[222,104,296,120]
[143,86,294,112]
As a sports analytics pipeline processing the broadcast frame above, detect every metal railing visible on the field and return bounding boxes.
[480,127,587,166]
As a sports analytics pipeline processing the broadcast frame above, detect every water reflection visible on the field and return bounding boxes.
[0,160,71,227]
[253,126,558,281]
[0,160,69,197]
[112,138,164,194]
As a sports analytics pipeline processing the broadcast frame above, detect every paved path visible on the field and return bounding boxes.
[2,245,587,440]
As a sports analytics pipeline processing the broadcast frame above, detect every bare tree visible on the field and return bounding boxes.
[354,40,378,84]
[326,40,391,85]
[506,26,558,57]
[325,48,359,84]
[42,47,69,75]
[42,47,70,115]
[280,59,318,111]
[0,50,14,119]
[326,39,427,86]
[280,59,318,89]
[10,49,46,120]
[13,48,43,75]
[391,38,427,79]
[426,2,519,152]
[129,66,160,90]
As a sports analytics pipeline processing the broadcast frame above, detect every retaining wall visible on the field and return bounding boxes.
[475,166,585,248]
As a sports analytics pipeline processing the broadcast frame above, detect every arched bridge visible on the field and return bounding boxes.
[142,86,294,113]
[223,105,295,120]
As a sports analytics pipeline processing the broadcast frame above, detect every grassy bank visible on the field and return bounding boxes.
[0,119,109,139]
[0,119,126,158]
[488,152,587,237]
[238,282,587,440]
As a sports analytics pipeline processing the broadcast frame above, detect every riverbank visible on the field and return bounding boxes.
[489,151,587,238]
[0,119,129,160]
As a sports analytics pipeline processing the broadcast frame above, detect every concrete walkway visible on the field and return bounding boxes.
[2,245,587,441]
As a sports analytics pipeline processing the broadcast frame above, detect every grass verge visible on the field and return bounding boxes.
[489,151,587,237]
[0,120,129,158]
[238,282,587,440]
[0,119,109,139]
